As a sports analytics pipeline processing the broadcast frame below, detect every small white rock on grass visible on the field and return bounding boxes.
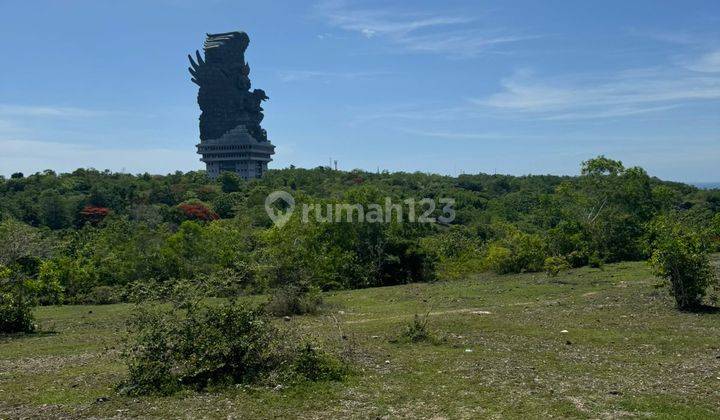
[471,310,491,315]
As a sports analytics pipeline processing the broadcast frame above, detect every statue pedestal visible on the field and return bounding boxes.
[197,125,275,179]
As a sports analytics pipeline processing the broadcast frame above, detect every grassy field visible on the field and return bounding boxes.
[2,258,720,418]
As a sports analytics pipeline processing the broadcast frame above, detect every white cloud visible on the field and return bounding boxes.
[685,50,720,73]
[315,0,530,57]
[476,65,720,119]
[277,69,390,82]
[318,1,472,37]
[0,104,110,118]
[397,128,533,140]
[0,139,201,176]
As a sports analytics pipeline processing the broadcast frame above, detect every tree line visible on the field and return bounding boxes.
[1,156,719,329]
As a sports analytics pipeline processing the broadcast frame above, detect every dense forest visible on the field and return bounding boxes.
[1,156,719,307]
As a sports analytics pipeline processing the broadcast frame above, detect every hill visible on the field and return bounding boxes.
[1,156,719,305]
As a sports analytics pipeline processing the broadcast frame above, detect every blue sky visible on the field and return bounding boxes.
[1,0,719,182]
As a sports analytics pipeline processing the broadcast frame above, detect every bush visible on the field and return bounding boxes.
[120,289,348,395]
[543,256,570,277]
[204,264,254,297]
[123,278,169,303]
[292,343,348,381]
[484,231,547,274]
[648,217,716,310]
[0,265,36,334]
[588,252,604,269]
[34,261,66,305]
[84,285,122,305]
[265,282,323,316]
[0,292,36,334]
[421,229,484,281]
[484,245,515,274]
[120,298,279,395]
[398,313,432,343]
[485,231,547,274]
[565,250,589,268]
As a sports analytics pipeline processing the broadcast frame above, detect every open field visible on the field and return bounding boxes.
[2,258,720,419]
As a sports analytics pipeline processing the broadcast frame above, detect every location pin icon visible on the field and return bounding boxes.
[265,190,295,227]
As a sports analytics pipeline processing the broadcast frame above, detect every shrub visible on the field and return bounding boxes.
[0,291,36,334]
[484,245,515,274]
[399,313,432,343]
[565,250,589,268]
[203,264,254,297]
[484,231,547,274]
[120,289,348,395]
[84,285,122,305]
[292,343,348,381]
[120,299,279,395]
[123,278,169,303]
[648,217,716,310]
[33,261,65,305]
[420,229,484,281]
[588,252,604,269]
[543,256,570,277]
[710,213,720,251]
[0,265,36,334]
[265,282,323,317]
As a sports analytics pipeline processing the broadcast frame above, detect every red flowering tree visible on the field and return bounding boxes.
[79,205,110,224]
[177,202,219,221]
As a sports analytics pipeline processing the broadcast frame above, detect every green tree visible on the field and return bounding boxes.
[218,171,243,193]
[39,189,70,229]
[648,216,716,310]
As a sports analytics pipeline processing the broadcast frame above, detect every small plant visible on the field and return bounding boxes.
[84,285,122,305]
[564,250,589,268]
[399,313,432,343]
[543,256,570,277]
[588,252,604,269]
[265,282,323,316]
[293,343,348,381]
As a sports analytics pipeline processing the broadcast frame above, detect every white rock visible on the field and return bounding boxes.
[560,330,569,333]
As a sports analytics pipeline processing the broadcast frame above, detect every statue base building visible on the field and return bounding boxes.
[197,124,275,179]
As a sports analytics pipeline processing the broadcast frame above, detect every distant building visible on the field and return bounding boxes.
[196,125,275,179]
[189,31,275,179]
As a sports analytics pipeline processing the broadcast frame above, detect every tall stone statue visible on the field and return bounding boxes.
[190,31,275,179]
